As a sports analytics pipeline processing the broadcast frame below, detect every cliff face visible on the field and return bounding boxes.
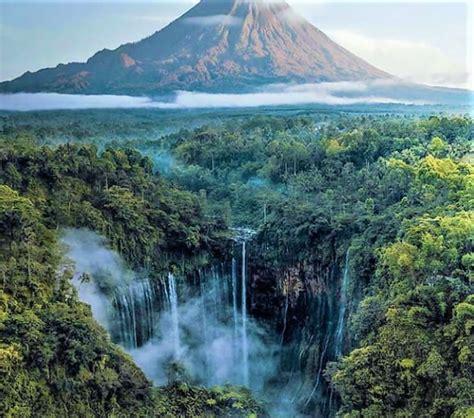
[248,251,357,417]
[0,0,389,95]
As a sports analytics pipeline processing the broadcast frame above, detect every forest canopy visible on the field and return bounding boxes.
[0,110,472,417]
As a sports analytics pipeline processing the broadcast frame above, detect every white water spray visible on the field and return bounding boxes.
[232,257,239,352]
[241,240,249,386]
[168,273,181,360]
[335,249,350,358]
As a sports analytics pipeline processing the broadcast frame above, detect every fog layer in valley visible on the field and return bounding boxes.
[0,80,441,111]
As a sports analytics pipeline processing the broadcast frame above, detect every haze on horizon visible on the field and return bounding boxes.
[0,0,472,90]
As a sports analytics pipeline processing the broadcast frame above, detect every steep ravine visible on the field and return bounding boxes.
[64,226,356,417]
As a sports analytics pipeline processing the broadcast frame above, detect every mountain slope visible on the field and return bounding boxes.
[0,0,390,95]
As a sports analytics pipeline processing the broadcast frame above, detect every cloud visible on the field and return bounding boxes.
[166,82,427,108]
[327,30,471,89]
[277,6,306,24]
[62,229,133,330]
[0,93,157,111]
[183,14,242,27]
[0,81,431,112]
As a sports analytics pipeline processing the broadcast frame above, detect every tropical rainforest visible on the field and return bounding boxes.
[0,108,473,417]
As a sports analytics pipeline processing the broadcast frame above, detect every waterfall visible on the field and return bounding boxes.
[230,227,255,387]
[231,257,239,350]
[112,278,157,349]
[167,273,181,360]
[65,229,354,416]
[241,240,249,386]
[199,272,210,379]
[66,228,274,392]
[335,249,350,358]
[304,329,332,407]
[115,291,137,349]
[280,290,289,349]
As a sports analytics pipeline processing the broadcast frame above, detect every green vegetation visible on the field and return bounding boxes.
[0,110,472,416]
[0,138,229,273]
[0,184,154,416]
[331,158,473,416]
[156,384,264,417]
[0,138,259,416]
[145,114,472,415]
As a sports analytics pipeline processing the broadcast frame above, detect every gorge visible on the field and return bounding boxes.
[63,226,353,416]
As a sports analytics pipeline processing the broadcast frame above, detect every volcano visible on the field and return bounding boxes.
[2,0,392,95]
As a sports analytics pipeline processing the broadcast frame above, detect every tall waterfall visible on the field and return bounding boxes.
[232,227,256,386]
[280,290,289,349]
[112,278,157,349]
[231,257,239,354]
[241,240,249,386]
[335,249,350,358]
[65,228,272,391]
[167,273,181,360]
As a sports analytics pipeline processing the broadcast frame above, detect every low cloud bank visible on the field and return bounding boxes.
[0,93,157,111]
[169,81,428,108]
[0,80,437,111]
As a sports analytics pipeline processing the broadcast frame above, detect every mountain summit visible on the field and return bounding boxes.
[1,0,390,95]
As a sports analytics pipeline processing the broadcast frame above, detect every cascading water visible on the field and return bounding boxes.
[64,228,356,416]
[241,239,249,386]
[267,248,355,416]
[112,278,158,349]
[64,228,274,394]
[232,257,239,352]
[232,227,256,386]
[167,273,181,360]
[334,249,350,358]
[280,283,289,349]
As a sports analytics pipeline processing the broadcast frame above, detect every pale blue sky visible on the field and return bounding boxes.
[0,1,472,89]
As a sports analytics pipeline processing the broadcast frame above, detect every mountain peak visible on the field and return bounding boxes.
[0,0,389,95]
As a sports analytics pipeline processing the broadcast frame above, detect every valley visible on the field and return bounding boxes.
[0,108,472,416]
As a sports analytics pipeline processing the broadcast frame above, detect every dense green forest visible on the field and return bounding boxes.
[139,113,473,416]
[0,110,473,417]
[0,136,261,416]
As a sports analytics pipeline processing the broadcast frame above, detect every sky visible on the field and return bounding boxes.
[0,1,472,90]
